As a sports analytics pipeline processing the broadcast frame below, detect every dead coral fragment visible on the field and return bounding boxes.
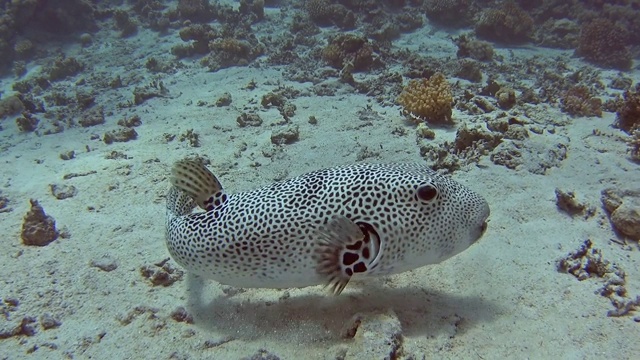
[555,188,594,217]
[103,128,138,144]
[601,188,640,240]
[558,239,639,317]
[557,239,611,280]
[398,72,453,124]
[21,199,58,246]
[140,259,184,287]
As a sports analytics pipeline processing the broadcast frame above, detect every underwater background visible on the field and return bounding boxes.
[1,0,639,359]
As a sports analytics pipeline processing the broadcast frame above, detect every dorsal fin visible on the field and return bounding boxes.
[170,160,227,211]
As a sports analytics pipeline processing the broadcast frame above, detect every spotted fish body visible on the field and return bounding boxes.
[166,161,489,294]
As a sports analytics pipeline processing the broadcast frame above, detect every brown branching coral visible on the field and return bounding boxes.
[177,0,215,22]
[174,23,217,57]
[560,85,602,117]
[397,72,453,124]
[616,84,640,133]
[306,0,332,23]
[627,127,640,162]
[209,38,253,61]
[306,0,355,29]
[453,34,494,62]
[425,0,473,27]
[322,34,376,72]
[474,0,533,44]
[203,36,263,70]
[575,18,631,71]
[0,95,24,119]
[0,0,95,70]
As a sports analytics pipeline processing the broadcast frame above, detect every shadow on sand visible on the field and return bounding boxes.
[184,274,502,343]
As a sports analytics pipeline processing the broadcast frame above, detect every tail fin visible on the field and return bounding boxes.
[170,160,226,211]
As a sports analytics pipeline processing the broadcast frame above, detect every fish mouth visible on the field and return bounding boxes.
[480,220,488,235]
[471,202,490,243]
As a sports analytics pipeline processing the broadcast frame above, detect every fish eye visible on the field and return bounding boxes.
[417,184,438,201]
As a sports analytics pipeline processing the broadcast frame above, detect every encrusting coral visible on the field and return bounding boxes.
[397,72,453,124]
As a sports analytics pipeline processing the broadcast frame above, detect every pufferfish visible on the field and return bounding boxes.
[165,160,490,295]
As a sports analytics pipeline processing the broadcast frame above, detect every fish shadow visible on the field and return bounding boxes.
[185,275,502,342]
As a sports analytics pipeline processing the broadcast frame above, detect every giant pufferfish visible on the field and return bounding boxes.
[165,160,490,295]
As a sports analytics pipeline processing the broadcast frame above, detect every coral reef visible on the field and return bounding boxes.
[495,87,516,110]
[13,39,34,60]
[207,37,263,69]
[453,34,494,62]
[575,18,631,71]
[173,15,264,71]
[46,55,84,81]
[176,0,216,22]
[560,85,602,117]
[306,0,356,29]
[15,112,39,132]
[0,95,25,119]
[0,0,97,71]
[454,59,482,83]
[114,9,138,37]
[627,128,640,163]
[534,18,579,49]
[239,0,265,21]
[615,84,640,133]
[174,23,217,57]
[322,34,377,72]
[424,0,473,27]
[474,0,533,44]
[397,72,453,124]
